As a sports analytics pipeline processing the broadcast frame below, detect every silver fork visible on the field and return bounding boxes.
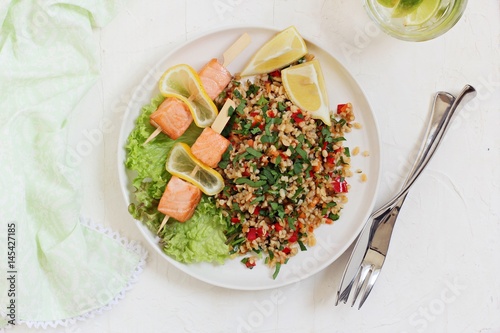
[335,85,477,309]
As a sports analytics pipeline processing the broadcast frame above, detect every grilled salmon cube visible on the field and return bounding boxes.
[150,97,192,140]
[191,127,230,168]
[158,176,201,222]
[198,59,232,100]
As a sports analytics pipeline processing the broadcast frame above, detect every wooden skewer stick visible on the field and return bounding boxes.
[222,32,251,68]
[144,126,162,145]
[156,99,236,235]
[157,215,170,234]
[211,98,235,134]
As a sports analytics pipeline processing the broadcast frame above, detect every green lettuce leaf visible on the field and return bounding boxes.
[160,197,229,264]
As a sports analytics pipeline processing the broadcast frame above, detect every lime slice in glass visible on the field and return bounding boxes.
[392,0,424,17]
[377,0,399,8]
[404,0,442,25]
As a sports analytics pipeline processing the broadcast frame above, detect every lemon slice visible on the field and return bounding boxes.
[159,64,218,127]
[392,0,423,17]
[404,0,441,25]
[240,26,308,77]
[166,142,224,196]
[282,59,331,126]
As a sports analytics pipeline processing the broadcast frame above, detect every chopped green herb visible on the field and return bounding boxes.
[277,102,286,112]
[296,146,308,160]
[246,147,263,158]
[247,84,260,97]
[332,136,346,143]
[272,262,281,279]
[257,95,268,106]
[235,178,267,187]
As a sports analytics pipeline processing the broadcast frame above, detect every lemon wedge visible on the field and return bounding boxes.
[282,59,331,126]
[158,64,218,127]
[166,142,225,196]
[240,26,308,77]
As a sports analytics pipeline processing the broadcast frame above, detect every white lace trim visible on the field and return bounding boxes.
[12,217,148,330]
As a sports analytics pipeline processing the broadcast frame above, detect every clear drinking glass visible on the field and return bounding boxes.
[364,0,468,41]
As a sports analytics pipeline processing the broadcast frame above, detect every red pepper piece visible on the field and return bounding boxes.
[283,247,291,255]
[273,223,283,231]
[337,104,348,114]
[247,228,257,241]
[269,70,281,77]
[332,176,348,193]
[288,231,298,243]
[253,206,261,215]
[231,217,240,224]
[291,111,305,123]
[245,260,256,268]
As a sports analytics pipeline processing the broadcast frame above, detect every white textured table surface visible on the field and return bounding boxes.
[16,0,500,332]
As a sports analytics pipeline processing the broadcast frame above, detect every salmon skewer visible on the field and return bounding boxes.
[146,97,193,143]
[157,99,235,233]
[157,176,202,222]
[190,127,230,168]
[198,59,233,100]
[145,33,251,145]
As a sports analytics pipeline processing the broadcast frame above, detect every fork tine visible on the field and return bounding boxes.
[350,264,372,307]
[336,264,361,305]
[357,268,381,309]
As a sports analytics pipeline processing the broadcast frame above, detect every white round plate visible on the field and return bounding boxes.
[118,25,381,290]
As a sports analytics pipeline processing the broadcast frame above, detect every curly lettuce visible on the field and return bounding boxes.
[125,94,229,263]
[160,197,229,264]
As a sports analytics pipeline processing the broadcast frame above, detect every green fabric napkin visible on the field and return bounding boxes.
[0,0,146,328]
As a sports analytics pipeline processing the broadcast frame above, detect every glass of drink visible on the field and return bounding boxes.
[363,0,468,41]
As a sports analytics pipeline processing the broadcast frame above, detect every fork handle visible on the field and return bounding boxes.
[377,85,476,215]
[369,85,476,254]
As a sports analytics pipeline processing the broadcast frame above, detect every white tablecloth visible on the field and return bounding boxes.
[16,0,500,332]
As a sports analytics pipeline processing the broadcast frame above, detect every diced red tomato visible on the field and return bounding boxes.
[257,227,266,237]
[231,217,240,224]
[273,223,283,231]
[283,247,291,255]
[253,206,261,215]
[288,231,298,243]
